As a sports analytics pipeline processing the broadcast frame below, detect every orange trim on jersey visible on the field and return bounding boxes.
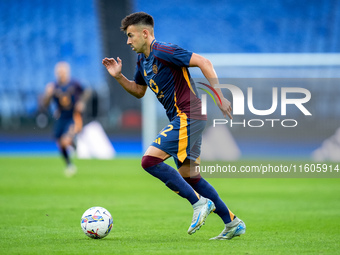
[178,114,188,162]
[195,156,201,165]
[182,67,196,95]
[150,39,156,52]
[174,92,181,115]
[174,93,188,162]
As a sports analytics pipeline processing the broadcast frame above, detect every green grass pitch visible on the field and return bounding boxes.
[0,157,339,254]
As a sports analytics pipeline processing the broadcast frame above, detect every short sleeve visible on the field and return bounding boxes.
[171,47,193,67]
[75,81,84,93]
[153,42,193,67]
[73,80,84,101]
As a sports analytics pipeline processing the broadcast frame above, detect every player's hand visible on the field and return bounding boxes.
[218,97,233,119]
[45,82,54,96]
[102,57,122,79]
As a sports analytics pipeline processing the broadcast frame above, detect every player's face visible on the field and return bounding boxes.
[126,25,147,54]
[55,62,70,85]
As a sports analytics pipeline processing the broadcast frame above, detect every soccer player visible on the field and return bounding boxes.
[43,61,90,177]
[102,12,245,239]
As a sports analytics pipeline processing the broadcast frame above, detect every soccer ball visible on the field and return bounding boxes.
[81,206,113,239]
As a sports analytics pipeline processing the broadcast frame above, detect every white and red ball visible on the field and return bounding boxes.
[81,207,113,239]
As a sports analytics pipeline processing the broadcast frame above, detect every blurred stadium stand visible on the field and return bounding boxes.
[0,0,106,126]
[0,0,339,157]
[136,0,340,53]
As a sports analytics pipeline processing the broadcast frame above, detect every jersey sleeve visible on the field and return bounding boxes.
[171,46,193,67]
[154,43,193,67]
[75,81,84,93]
[73,81,84,101]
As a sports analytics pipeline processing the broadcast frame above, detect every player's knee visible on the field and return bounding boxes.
[141,155,164,170]
[184,173,202,186]
[60,136,72,148]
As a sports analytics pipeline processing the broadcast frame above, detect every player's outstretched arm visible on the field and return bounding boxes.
[102,57,147,99]
[189,53,232,119]
[75,89,92,114]
[42,82,55,107]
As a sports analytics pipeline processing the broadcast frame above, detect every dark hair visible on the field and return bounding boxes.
[121,12,154,32]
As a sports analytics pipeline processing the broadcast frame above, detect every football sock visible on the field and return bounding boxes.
[141,155,200,205]
[61,147,71,166]
[185,176,235,224]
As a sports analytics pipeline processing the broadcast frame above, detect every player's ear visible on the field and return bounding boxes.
[143,29,148,38]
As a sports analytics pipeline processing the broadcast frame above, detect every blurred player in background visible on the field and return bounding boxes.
[102,12,245,240]
[42,61,90,177]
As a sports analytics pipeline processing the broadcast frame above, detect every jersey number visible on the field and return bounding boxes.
[160,125,173,137]
[149,79,159,94]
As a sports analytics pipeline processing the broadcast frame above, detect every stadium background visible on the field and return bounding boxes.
[0,0,339,159]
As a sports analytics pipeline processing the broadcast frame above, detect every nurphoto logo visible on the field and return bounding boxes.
[198,82,312,128]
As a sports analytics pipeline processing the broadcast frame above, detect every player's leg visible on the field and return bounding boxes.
[54,119,70,165]
[179,122,246,239]
[56,119,77,177]
[57,138,71,165]
[142,146,215,235]
[141,117,215,234]
[180,161,245,239]
[180,159,236,224]
[142,145,200,205]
